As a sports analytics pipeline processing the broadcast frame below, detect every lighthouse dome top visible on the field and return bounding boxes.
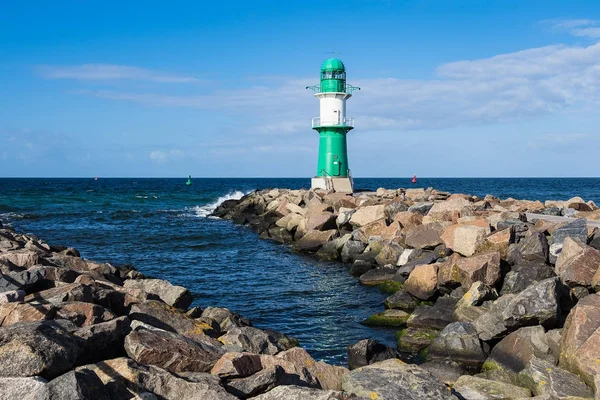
[320,58,345,72]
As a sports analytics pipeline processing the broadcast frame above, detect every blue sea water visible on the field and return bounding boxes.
[0,177,599,365]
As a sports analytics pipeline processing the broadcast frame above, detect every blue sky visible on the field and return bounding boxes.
[1,0,600,177]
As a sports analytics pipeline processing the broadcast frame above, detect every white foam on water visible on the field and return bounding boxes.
[193,190,248,218]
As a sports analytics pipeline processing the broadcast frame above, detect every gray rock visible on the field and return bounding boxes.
[518,357,594,399]
[407,297,457,331]
[0,376,49,400]
[420,360,465,386]
[340,240,367,263]
[201,306,251,333]
[384,290,417,312]
[500,261,556,295]
[223,365,307,398]
[408,202,434,215]
[484,326,556,383]
[349,260,374,277]
[397,327,440,353]
[517,232,549,263]
[375,243,404,266]
[347,339,397,370]
[453,375,531,399]
[473,295,516,341]
[427,322,486,370]
[501,277,559,329]
[0,321,82,379]
[359,266,397,286]
[0,289,25,304]
[130,300,218,342]
[342,359,455,400]
[47,369,116,400]
[124,325,224,373]
[219,326,297,355]
[124,278,193,309]
[23,283,95,305]
[395,251,436,278]
[549,218,588,264]
[405,222,447,250]
[251,385,343,400]
[210,352,263,379]
[61,357,237,399]
[73,316,131,364]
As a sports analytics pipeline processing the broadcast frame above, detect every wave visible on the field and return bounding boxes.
[193,190,248,218]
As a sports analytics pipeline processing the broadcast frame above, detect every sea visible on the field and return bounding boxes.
[1,177,599,365]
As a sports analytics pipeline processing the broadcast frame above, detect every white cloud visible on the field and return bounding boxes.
[542,18,600,38]
[38,64,201,83]
[149,149,185,162]
[71,40,600,133]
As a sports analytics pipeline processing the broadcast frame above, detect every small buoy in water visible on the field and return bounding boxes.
[94,177,98,181]
[411,175,417,184]
[186,175,192,186]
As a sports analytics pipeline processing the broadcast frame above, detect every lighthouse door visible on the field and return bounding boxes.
[332,159,341,176]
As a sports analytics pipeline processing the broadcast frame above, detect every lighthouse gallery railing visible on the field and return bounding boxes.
[312,117,354,128]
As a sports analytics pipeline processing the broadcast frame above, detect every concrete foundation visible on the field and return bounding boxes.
[311,177,353,193]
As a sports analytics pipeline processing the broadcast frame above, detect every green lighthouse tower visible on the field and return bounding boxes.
[307,58,360,193]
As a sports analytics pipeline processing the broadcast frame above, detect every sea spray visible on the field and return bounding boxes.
[194,190,249,217]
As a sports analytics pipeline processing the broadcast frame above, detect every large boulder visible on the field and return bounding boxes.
[427,197,473,221]
[340,240,367,263]
[347,339,397,370]
[406,297,457,331]
[276,347,348,391]
[23,283,95,305]
[58,357,236,399]
[124,325,224,373]
[501,277,560,329]
[218,326,298,355]
[375,243,403,266]
[483,326,556,383]
[518,357,594,399]
[555,237,600,287]
[73,316,131,364]
[517,232,549,263]
[403,263,438,300]
[55,301,115,327]
[0,302,57,327]
[293,230,338,252]
[342,359,455,400]
[452,225,488,257]
[0,321,82,379]
[559,293,600,390]
[359,266,397,286]
[0,377,49,400]
[211,352,263,379]
[500,261,556,295]
[453,375,531,399]
[305,213,336,232]
[251,385,343,400]
[201,307,251,333]
[123,278,193,309]
[427,322,486,370]
[349,205,386,228]
[453,251,501,288]
[0,251,40,269]
[405,222,449,250]
[549,218,588,264]
[129,301,217,342]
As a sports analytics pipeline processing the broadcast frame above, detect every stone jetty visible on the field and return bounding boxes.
[212,187,600,399]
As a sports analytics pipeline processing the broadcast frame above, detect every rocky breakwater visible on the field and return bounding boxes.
[213,187,600,399]
[0,224,362,399]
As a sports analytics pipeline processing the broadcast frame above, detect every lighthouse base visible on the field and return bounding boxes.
[311,177,353,193]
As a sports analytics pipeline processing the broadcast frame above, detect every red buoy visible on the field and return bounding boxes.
[411,175,417,183]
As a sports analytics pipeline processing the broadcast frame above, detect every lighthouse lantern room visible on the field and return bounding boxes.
[306,57,359,193]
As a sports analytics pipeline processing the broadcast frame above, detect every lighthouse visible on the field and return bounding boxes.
[306,57,359,193]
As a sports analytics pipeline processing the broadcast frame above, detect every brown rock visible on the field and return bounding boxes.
[556,237,600,287]
[454,252,501,288]
[55,301,115,327]
[124,325,224,373]
[23,283,95,304]
[276,347,348,391]
[559,293,600,390]
[305,213,336,232]
[394,211,423,233]
[129,300,217,342]
[0,302,56,327]
[354,219,388,243]
[349,205,386,228]
[0,251,40,268]
[123,278,193,309]
[427,198,473,222]
[211,352,263,378]
[452,225,488,256]
[404,264,439,300]
[405,222,450,250]
[292,230,338,252]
